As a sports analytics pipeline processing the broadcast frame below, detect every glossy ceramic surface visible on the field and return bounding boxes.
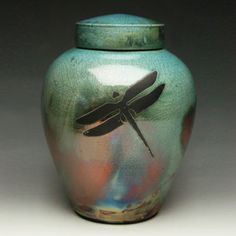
[76,14,164,50]
[42,48,196,223]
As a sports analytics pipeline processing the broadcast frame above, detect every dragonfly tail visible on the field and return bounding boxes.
[125,111,154,158]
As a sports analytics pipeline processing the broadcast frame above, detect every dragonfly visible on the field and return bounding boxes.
[75,71,165,157]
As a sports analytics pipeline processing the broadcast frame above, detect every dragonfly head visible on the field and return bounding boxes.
[112,91,120,98]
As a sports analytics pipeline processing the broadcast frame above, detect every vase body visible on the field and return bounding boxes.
[42,14,196,223]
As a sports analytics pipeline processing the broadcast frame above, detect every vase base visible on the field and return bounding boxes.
[73,200,161,224]
[74,209,159,224]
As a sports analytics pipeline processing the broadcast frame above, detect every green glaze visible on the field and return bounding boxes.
[76,14,164,50]
[42,14,196,223]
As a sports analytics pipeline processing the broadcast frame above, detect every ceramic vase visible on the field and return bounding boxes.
[41,14,196,223]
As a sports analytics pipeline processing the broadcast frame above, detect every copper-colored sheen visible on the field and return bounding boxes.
[42,14,196,223]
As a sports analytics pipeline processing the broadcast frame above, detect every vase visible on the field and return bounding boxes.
[41,14,196,223]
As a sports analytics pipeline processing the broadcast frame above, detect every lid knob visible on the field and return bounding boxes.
[76,14,164,51]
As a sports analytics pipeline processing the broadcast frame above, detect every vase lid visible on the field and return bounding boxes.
[76,14,164,50]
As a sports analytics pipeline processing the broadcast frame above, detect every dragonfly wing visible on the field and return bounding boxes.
[129,84,165,114]
[83,113,123,136]
[123,71,157,101]
[76,102,119,125]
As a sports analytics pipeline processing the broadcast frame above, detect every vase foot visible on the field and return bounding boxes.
[74,208,160,224]
[73,201,160,224]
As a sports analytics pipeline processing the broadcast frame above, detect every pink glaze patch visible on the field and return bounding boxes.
[66,157,113,205]
[181,105,195,150]
[124,158,162,200]
[45,123,115,206]
[44,123,62,163]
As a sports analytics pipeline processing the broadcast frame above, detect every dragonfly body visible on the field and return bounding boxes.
[76,71,165,158]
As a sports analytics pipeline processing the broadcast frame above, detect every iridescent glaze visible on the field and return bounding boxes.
[42,14,196,223]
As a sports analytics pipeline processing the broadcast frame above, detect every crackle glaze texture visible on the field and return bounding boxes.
[76,14,164,50]
[42,48,196,223]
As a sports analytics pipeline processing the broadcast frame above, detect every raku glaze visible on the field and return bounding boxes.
[42,14,196,223]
